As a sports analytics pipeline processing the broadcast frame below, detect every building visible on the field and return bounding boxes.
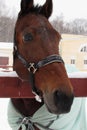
[0,42,13,71]
[60,34,87,71]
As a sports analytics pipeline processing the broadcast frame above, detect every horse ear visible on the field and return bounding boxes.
[19,0,34,16]
[40,0,53,19]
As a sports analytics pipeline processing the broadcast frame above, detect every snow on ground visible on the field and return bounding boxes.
[0,42,13,49]
[0,71,18,77]
[1,71,87,78]
[0,98,11,130]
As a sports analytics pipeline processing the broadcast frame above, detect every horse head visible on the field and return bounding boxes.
[13,0,74,114]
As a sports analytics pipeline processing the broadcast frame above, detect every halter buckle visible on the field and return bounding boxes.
[28,63,37,74]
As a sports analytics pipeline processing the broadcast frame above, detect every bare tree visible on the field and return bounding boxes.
[0,16,16,42]
[51,16,87,35]
[51,15,64,33]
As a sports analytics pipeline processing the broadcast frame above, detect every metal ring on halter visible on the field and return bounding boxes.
[28,63,37,74]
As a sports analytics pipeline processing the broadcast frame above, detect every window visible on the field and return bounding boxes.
[84,60,87,65]
[71,59,75,64]
[80,46,87,52]
[0,57,9,65]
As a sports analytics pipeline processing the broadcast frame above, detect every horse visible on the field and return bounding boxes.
[10,0,74,130]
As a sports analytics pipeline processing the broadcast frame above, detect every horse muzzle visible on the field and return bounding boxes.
[43,90,74,114]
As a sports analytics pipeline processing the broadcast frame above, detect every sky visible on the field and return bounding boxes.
[1,0,87,21]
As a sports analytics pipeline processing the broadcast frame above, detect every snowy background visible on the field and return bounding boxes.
[0,98,11,130]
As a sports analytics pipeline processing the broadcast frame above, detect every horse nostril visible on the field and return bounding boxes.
[55,91,64,101]
[54,90,74,113]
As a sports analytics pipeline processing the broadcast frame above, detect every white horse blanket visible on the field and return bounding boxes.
[7,98,87,130]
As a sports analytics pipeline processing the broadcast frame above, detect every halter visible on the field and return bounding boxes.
[14,45,64,100]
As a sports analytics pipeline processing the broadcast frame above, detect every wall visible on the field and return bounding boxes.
[60,34,87,71]
[0,42,13,70]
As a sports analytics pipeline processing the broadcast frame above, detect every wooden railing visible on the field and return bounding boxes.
[0,71,87,97]
[0,65,12,71]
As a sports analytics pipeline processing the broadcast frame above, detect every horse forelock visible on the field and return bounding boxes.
[18,5,42,18]
[18,0,53,19]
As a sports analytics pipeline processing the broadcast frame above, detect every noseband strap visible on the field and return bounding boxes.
[36,54,64,70]
[16,51,64,74]
[14,47,64,98]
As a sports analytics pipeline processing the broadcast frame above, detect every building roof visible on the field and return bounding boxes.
[61,34,87,42]
[0,42,13,49]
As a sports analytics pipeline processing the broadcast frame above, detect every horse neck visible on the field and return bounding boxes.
[11,98,44,116]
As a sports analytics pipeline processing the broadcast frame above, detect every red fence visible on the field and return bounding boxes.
[0,71,87,97]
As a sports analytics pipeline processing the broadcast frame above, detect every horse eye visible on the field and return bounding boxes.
[23,33,33,42]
